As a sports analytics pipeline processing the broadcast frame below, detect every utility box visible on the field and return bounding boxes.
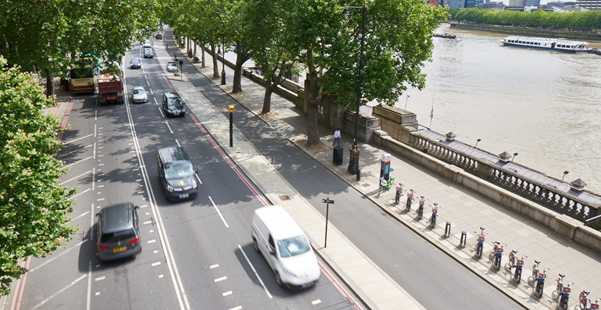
[333,147,343,166]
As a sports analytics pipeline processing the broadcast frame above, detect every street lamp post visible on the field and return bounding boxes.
[343,1,367,177]
[221,34,226,85]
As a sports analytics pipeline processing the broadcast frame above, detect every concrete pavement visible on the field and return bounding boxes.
[172,37,601,310]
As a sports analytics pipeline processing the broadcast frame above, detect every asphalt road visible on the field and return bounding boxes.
[8,43,364,310]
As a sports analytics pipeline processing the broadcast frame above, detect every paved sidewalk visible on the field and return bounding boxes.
[174,37,601,310]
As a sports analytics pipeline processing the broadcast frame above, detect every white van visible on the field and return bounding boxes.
[251,205,320,289]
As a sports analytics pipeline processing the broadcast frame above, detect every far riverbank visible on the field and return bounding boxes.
[450,22,601,41]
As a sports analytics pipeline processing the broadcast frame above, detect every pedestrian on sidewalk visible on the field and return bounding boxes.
[333,128,341,147]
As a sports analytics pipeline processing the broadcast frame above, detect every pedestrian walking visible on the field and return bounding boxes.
[333,128,341,147]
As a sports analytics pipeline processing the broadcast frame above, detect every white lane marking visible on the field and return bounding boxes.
[95,292,100,296]
[29,241,85,272]
[238,244,272,299]
[97,198,104,201]
[149,229,154,233]
[64,156,93,168]
[140,204,148,208]
[98,185,104,188]
[86,261,92,310]
[69,211,90,223]
[165,122,173,133]
[57,144,93,159]
[154,250,158,253]
[143,221,152,225]
[123,71,190,310]
[222,291,232,297]
[136,179,142,181]
[152,262,161,267]
[159,274,164,278]
[69,188,91,200]
[159,107,165,117]
[194,174,202,185]
[175,139,181,147]
[94,110,97,121]
[62,134,93,145]
[94,124,97,138]
[147,80,150,86]
[93,142,96,159]
[94,276,105,281]
[98,163,104,166]
[311,299,322,305]
[210,264,219,269]
[214,276,227,283]
[60,170,93,185]
[209,196,229,228]
[150,88,154,95]
[228,306,242,310]
[144,74,148,79]
[31,274,87,309]
[92,167,95,190]
[147,239,156,244]
[153,97,158,105]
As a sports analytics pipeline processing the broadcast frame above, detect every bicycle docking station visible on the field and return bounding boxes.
[460,231,467,248]
[444,221,452,238]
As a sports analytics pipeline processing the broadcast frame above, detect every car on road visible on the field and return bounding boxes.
[156,146,198,201]
[166,62,178,73]
[144,48,154,58]
[251,205,320,290]
[162,91,185,117]
[143,40,151,48]
[130,59,141,69]
[96,203,142,261]
[155,33,162,40]
[131,86,148,103]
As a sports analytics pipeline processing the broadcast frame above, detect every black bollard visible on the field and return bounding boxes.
[444,221,452,238]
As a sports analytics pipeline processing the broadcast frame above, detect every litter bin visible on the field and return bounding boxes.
[333,146,343,166]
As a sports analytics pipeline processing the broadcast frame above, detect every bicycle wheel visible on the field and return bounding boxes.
[432,216,436,227]
[535,282,543,297]
[494,256,501,271]
[476,243,483,258]
[515,268,522,284]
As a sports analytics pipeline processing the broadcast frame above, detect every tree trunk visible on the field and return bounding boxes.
[45,69,55,100]
[193,42,197,57]
[211,43,219,78]
[201,46,206,68]
[262,84,273,115]
[306,49,320,147]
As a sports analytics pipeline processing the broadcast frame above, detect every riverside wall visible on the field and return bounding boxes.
[450,23,601,41]
[203,47,601,252]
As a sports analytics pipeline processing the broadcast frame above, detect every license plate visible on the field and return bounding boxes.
[179,193,189,199]
[173,112,179,115]
[113,246,126,253]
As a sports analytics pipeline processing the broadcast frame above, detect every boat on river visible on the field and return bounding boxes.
[433,33,456,39]
[500,36,591,53]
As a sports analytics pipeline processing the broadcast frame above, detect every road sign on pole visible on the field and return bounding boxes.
[322,198,334,248]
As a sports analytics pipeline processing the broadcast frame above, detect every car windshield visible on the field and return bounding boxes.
[167,98,183,108]
[277,235,311,258]
[131,60,140,64]
[164,163,194,180]
[145,49,152,53]
[133,88,145,95]
[100,228,136,243]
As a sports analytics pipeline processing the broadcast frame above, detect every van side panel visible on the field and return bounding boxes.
[252,213,275,270]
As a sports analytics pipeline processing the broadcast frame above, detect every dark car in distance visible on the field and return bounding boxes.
[162,91,185,117]
[156,33,162,40]
[156,146,198,201]
[130,59,141,69]
[144,48,154,58]
[96,203,141,261]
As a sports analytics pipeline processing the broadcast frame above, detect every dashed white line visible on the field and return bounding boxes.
[62,134,93,145]
[94,276,105,282]
[143,221,152,225]
[98,185,104,188]
[60,170,93,185]
[140,204,148,208]
[69,211,90,223]
[97,198,105,201]
[86,261,92,310]
[150,88,154,95]
[238,244,272,299]
[147,239,156,244]
[95,292,100,296]
[175,139,181,147]
[228,306,242,310]
[94,124,97,138]
[29,241,85,272]
[222,291,232,297]
[154,97,158,105]
[209,196,229,228]
[31,274,87,309]
[94,110,97,121]
[57,144,93,159]
[214,276,227,283]
[159,107,165,117]
[69,188,91,200]
[64,156,93,168]
[195,174,203,185]
[210,264,219,269]
[152,262,161,267]
[311,299,322,305]
[165,122,173,133]
[159,274,164,278]
[147,80,150,86]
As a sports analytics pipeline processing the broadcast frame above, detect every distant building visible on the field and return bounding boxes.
[427,0,440,5]
[577,0,600,9]
[525,0,541,5]
[509,0,524,6]
[545,0,567,7]
[479,1,506,9]
[446,0,464,9]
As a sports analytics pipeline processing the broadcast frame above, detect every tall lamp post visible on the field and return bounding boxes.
[221,34,226,85]
[343,1,367,176]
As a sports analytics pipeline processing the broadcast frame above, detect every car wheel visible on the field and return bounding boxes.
[253,238,259,252]
[275,272,283,287]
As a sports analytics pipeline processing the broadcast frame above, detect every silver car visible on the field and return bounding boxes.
[166,62,178,72]
[132,86,148,103]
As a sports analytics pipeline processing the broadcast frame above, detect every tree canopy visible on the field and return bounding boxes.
[0,57,77,296]
[451,8,601,30]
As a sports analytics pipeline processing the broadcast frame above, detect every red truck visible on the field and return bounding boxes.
[97,72,124,105]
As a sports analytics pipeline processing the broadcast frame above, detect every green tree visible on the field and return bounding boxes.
[0,57,77,296]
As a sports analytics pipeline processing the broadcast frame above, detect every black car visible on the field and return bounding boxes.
[130,59,141,69]
[156,146,198,201]
[162,92,185,117]
[96,203,141,261]
[156,33,162,40]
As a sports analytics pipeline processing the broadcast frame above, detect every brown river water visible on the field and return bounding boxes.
[395,24,601,193]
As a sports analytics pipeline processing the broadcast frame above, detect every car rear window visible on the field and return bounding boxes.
[100,228,136,243]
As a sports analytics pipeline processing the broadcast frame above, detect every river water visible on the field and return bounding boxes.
[396,24,601,193]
